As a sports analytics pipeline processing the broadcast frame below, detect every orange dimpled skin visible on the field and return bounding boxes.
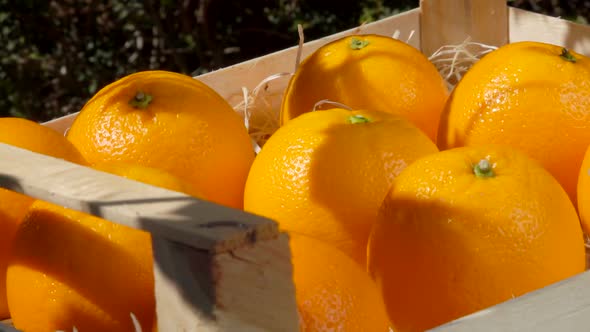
[244,108,438,267]
[0,116,87,319]
[0,117,87,165]
[0,189,34,319]
[92,161,206,199]
[280,34,448,142]
[368,145,586,332]
[7,201,155,332]
[290,233,391,331]
[66,70,254,209]
[438,41,590,206]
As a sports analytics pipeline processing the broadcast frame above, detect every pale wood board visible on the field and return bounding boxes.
[430,269,590,331]
[0,321,17,332]
[0,142,298,331]
[0,143,276,253]
[420,0,508,56]
[42,111,78,135]
[151,235,298,331]
[213,234,298,331]
[509,7,590,56]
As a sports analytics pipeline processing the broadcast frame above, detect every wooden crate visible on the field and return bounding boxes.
[2,0,590,331]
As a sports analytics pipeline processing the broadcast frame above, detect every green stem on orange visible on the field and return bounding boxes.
[560,48,577,63]
[349,37,370,50]
[473,159,495,178]
[348,114,371,124]
[129,91,153,109]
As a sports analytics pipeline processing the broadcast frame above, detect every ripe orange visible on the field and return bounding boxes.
[289,233,391,331]
[66,70,255,209]
[0,117,87,319]
[92,161,205,199]
[0,117,87,165]
[576,143,590,236]
[280,34,449,142]
[7,200,155,332]
[4,156,204,331]
[367,145,586,332]
[438,41,590,206]
[244,108,438,267]
[0,190,33,319]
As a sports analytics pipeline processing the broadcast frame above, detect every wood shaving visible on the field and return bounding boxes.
[228,27,497,153]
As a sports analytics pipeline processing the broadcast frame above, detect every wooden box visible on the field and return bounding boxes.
[2,1,590,331]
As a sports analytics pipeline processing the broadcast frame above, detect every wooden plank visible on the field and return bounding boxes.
[0,320,17,332]
[0,239,298,332]
[0,143,299,331]
[42,112,78,135]
[509,7,590,56]
[213,233,298,331]
[0,143,275,253]
[429,269,590,331]
[151,235,298,331]
[420,0,508,56]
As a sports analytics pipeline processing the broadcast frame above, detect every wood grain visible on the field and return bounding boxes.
[420,0,508,56]
[0,142,299,331]
[151,235,298,331]
[430,270,590,331]
[213,234,298,331]
[0,320,17,332]
[0,143,276,253]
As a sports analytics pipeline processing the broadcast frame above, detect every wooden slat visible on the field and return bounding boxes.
[151,235,298,331]
[0,143,275,253]
[212,233,298,330]
[420,0,508,56]
[42,112,78,135]
[429,270,590,331]
[509,7,590,56]
[0,320,17,332]
[0,143,299,331]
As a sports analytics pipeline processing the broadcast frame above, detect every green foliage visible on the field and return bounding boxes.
[0,0,587,122]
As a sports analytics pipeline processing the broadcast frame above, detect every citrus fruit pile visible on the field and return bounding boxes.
[0,31,589,332]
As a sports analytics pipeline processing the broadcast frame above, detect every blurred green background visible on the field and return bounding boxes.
[1,0,588,122]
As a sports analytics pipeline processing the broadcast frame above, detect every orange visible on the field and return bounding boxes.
[438,41,590,206]
[92,161,205,199]
[66,70,255,209]
[7,200,155,332]
[367,145,586,332]
[5,158,201,331]
[0,190,33,319]
[289,233,390,331]
[244,108,438,267]
[576,143,590,236]
[0,117,87,319]
[280,34,449,142]
[0,117,87,165]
